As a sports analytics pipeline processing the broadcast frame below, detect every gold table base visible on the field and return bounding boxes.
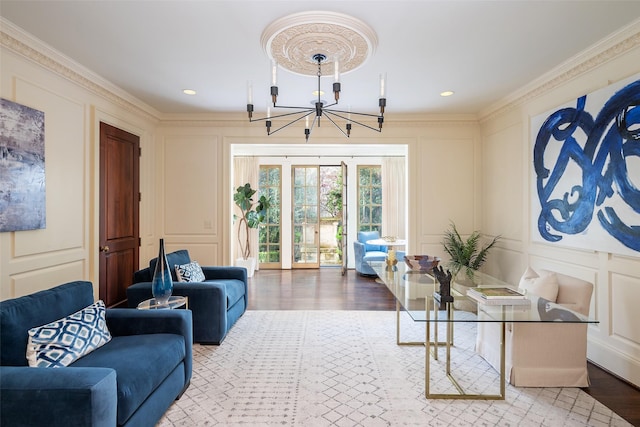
[395,298,506,400]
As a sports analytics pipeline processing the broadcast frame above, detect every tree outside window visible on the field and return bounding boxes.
[357,166,382,232]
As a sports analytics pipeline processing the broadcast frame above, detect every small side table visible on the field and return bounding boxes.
[137,296,188,310]
[365,238,407,263]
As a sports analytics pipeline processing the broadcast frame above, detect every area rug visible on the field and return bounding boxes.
[158,310,630,426]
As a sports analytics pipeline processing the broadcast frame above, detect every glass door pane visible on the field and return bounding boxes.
[292,166,319,268]
[258,166,281,269]
[341,161,348,276]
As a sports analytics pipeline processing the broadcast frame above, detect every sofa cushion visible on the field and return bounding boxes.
[0,281,95,367]
[27,300,111,368]
[363,251,387,262]
[150,249,191,282]
[175,261,205,282]
[519,267,559,302]
[71,333,186,425]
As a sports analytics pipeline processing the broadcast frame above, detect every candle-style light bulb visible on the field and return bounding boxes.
[333,58,341,102]
[247,81,253,104]
[271,60,278,86]
[270,60,279,104]
[305,116,309,129]
[379,73,387,98]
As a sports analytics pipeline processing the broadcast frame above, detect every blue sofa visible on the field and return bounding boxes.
[127,249,247,345]
[353,231,389,276]
[0,281,192,427]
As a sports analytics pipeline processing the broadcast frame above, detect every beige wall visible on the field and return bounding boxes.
[1,18,639,385]
[479,25,640,386]
[0,21,159,300]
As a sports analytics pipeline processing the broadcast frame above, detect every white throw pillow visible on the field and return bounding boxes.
[518,267,559,302]
[175,260,205,282]
[27,300,111,368]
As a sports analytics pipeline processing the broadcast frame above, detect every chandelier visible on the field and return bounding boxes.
[246,11,386,141]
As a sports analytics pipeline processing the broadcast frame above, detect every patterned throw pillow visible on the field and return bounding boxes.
[26,300,111,368]
[175,260,205,282]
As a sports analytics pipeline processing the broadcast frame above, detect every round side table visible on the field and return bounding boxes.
[137,295,188,310]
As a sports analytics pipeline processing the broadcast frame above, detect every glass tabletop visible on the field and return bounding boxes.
[368,261,598,324]
[137,295,187,310]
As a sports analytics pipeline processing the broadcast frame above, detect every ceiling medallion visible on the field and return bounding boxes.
[261,11,378,76]
[248,11,385,142]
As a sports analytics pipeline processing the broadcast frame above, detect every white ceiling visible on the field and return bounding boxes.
[2,1,640,117]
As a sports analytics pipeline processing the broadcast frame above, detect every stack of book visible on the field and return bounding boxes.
[467,287,530,306]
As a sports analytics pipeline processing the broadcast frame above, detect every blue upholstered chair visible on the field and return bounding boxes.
[0,281,192,427]
[128,250,247,345]
[353,230,388,276]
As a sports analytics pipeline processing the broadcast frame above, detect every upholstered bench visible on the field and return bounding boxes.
[475,267,594,387]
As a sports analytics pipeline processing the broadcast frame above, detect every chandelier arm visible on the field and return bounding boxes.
[324,111,382,133]
[325,108,381,118]
[267,112,315,136]
[272,104,318,110]
[321,112,350,138]
[249,109,313,122]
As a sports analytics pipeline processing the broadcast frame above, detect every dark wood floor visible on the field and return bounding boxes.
[248,268,640,426]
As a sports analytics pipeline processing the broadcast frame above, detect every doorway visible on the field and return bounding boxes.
[98,122,140,308]
[290,165,344,269]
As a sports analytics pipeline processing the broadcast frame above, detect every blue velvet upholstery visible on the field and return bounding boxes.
[0,281,192,427]
[353,231,388,276]
[128,251,248,344]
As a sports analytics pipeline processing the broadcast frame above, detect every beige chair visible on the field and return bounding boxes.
[475,267,594,387]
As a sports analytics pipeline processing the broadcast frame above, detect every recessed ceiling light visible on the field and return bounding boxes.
[183,89,197,95]
[312,90,325,96]
[440,91,454,97]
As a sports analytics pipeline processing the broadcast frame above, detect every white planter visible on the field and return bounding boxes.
[236,257,256,278]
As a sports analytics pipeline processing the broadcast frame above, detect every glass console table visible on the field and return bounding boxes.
[368,261,598,400]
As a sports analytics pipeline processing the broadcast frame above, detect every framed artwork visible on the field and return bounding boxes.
[531,74,640,257]
[0,98,46,232]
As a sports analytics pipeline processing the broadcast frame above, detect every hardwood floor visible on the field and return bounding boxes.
[247,268,640,426]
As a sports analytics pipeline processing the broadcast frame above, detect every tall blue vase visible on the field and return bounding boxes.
[151,238,173,305]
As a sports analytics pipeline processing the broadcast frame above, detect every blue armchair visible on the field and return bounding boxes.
[353,231,389,276]
[0,281,192,427]
[128,249,247,344]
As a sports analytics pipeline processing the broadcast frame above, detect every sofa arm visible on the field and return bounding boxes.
[201,266,248,283]
[106,309,192,384]
[1,366,117,427]
[127,281,231,344]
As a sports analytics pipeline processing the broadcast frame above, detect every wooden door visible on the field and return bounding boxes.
[99,122,140,307]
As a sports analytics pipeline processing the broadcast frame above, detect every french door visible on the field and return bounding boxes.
[292,166,319,268]
[341,161,348,275]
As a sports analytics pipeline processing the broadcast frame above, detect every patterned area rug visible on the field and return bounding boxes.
[158,310,630,426]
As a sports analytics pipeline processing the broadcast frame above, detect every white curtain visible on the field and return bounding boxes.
[382,157,407,241]
[233,157,259,267]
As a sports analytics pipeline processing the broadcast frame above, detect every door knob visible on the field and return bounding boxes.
[100,246,110,253]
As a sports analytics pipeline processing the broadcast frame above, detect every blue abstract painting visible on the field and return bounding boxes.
[531,75,640,257]
[0,99,46,232]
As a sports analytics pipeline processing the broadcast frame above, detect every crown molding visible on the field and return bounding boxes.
[1,17,161,123]
[478,18,640,123]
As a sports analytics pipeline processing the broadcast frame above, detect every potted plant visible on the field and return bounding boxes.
[441,221,501,282]
[234,183,271,276]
